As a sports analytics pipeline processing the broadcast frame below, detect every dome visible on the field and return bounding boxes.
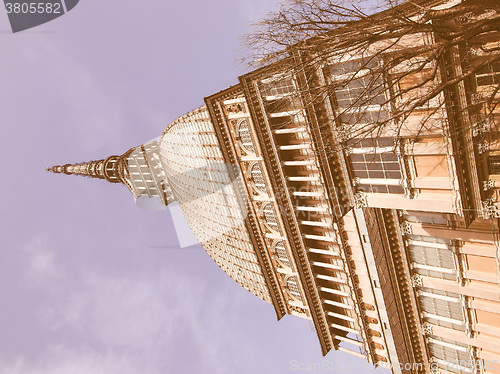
[159,107,272,302]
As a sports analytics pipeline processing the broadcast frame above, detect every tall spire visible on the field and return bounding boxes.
[46,143,173,206]
[46,156,123,184]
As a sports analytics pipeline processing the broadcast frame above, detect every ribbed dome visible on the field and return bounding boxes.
[159,106,272,302]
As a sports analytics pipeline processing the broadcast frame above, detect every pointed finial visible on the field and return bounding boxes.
[45,156,122,184]
[46,165,66,174]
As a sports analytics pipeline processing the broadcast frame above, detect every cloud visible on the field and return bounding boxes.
[9,230,270,374]
[0,347,153,374]
[24,236,64,284]
[20,266,259,374]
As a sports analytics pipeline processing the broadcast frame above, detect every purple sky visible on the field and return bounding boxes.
[0,1,392,373]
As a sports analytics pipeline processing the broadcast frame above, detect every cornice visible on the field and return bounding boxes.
[381,209,429,370]
[438,43,482,226]
[335,218,377,361]
[205,86,288,320]
[239,75,334,355]
[291,52,353,219]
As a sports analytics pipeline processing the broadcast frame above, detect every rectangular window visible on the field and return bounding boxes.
[260,75,296,98]
[327,59,388,128]
[428,336,470,374]
[476,60,500,87]
[408,234,457,281]
[351,153,402,179]
[418,287,465,331]
[404,213,448,226]
[488,155,500,174]
[348,137,404,194]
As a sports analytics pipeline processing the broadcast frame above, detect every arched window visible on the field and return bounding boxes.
[250,163,268,194]
[286,276,303,301]
[274,240,291,267]
[238,119,256,154]
[262,203,279,232]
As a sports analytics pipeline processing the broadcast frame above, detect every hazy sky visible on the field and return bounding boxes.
[0,1,391,373]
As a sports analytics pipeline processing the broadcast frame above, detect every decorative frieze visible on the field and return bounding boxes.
[289,304,308,315]
[225,103,244,115]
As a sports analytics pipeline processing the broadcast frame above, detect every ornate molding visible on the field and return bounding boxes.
[239,75,334,355]
[400,221,413,236]
[482,198,500,219]
[380,209,428,366]
[336,124,349,142]
[411,274,423,288]
[471,114,490,137]
[470,92,484,105]
[483,180,495,191]
[429,364,441,374]
[204,88,289,320]
[353,191,368,208]
[225,103,244,115]
[336,221,374,360]
[477,141,490,154]
[422,322,433,336]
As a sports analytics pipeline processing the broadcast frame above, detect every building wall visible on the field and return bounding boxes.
[237,68,400,362]
[400,212,500,373]
[156,0,500,370]
[234,2,500,370]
